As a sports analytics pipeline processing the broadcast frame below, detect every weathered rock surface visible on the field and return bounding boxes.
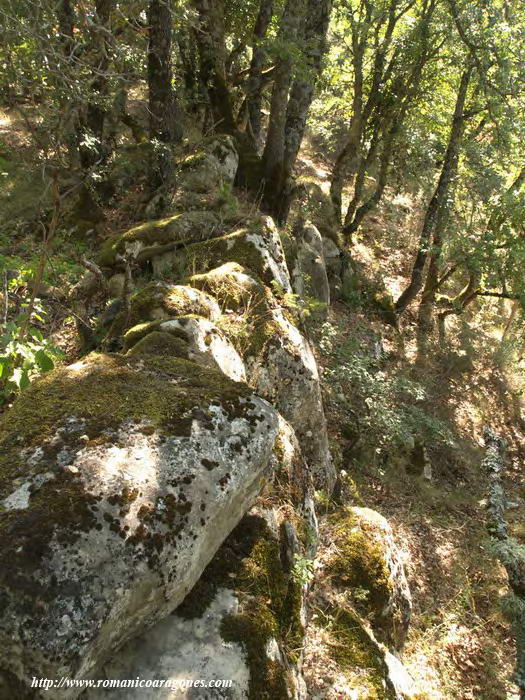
[105,282,222,344]
[290,222,330,315]
[85,588,250,700]
[124,317,246,383]
[176,135,239,195]
[90,419,315,700]
[303,597,416,700]
[152,216,292,294]
[0,354,279,696]
[0,134,340,699]
[187,262,335,490]
[246,305,334,491]
[325,506,412,652]
[98,210,222,268]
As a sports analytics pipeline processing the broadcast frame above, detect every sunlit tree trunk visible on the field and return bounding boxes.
[262,0,332,223]
[396,66,472,316]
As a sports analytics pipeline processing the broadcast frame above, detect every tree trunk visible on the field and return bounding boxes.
[56,0,81,169]
[329,31,366,222]
[262,0,333,222]
[395,66,472,315]
[192,0,236,133]
[177,29,199,111]
[342,0,438,237]
[147,0,183,187]
[330,0,400,223]
[282,0,332,173]
[246,0,274,148]
[80,0,115,168]
[260,0,304,206]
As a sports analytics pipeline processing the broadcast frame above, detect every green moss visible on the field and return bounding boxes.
[122,319,189,352]
[372,290,398,326]
[98,211,220,267]
[189,263,269,312]
[221,601,291,700]
[106,282,218,344]
[177,514,304,698]
[127,331,189,358]
[162,220,283,289]
[323,605,396,699]
[0,353,254,497]
[327,509,391,626]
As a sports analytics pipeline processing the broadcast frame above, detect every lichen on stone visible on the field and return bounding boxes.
[98,210,221,267]
[176,512,305,699]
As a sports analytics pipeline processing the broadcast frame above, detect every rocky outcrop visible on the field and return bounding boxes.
[82,414,316,700]
[303,598,416,699]
[188,262,334,490]
[0,354,280,696]
[124,316,246,382]
[324,506,412,652]
[151,216,292,294]
[290,221,330,317]
[0,134,417,699]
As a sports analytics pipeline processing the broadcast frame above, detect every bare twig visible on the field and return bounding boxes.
[2,269,8,328]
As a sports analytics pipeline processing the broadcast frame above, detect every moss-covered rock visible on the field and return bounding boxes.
[0,353,280,696]
[326,507,412,651]
[176,508,307,700]
[123,316,246,382]
[189,262,272,313]
[289,221,330,318]
[320,603,398,699]
[176,134,239,194]
[105,281,221,342]
[151,216,292,293]
[292,179,341,246]
[81,417,315,700]
[98,210,222,267]
[126,330,190,358]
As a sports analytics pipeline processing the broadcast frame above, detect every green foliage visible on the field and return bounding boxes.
[291,554,315,587]
[0,318,63,404]
[319,322,454,451]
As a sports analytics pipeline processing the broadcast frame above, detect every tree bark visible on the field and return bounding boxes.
[246,0,274,148]
[56,0,81,169]
[261,0,304,201]
[261,0,332,222]
[395,66,472,315]
[147,0,183,187]
[192,0,236,132]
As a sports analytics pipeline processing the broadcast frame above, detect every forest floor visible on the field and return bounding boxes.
[299,138,524,699]
[1,111,524,698]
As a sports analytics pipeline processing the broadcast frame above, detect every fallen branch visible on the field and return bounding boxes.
[80,256,109,295]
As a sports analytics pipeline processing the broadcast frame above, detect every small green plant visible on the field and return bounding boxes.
[0,301,64,404]
[291,554,315,587]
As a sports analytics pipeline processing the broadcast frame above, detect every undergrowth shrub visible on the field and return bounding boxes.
[319,322,454,453]
[0,278,63,404]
